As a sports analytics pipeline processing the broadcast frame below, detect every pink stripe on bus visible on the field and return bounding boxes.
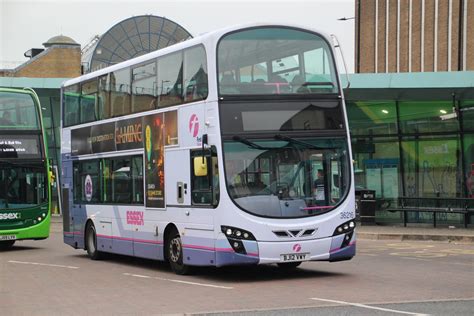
[96,234,162,245]
[330,241,356,253]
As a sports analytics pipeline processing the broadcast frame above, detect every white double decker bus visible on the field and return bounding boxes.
[61,23,355,274]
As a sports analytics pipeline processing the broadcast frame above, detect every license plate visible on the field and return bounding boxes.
[280,252,310,262]
[0,235,17,241]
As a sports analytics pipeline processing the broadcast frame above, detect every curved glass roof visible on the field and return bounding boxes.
[82,15,192,73]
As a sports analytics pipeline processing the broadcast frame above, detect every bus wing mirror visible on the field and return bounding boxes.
[201,134,208,163]
[194,157,208,177]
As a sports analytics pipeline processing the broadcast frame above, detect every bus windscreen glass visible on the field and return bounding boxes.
[0,92,40,130]
[223,137,349,218]
[218,27,339,96]
[0,162,47,209]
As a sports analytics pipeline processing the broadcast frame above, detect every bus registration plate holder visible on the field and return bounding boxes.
[280,252,309,262]
[0,235,17,241]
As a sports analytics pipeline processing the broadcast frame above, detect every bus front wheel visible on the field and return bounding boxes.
[85,223,102,260]
[167,230,192,275]
[0,240,15,250]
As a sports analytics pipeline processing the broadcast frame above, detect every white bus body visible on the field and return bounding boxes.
[61,23,355,274]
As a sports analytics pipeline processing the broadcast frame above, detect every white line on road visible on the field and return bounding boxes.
[123,273,234,290]
[8,260,79,269]
[310,297,430,315]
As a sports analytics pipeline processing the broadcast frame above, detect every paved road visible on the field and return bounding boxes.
[1,229,473,315]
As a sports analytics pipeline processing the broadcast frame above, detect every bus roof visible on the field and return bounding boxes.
[62,22,332,88]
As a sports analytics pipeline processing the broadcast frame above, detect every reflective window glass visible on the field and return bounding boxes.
[218,27,338,95]
[132,62,157,113]
[158,52,183,107]
[73,160,100,203]
[110,68,131,117]
[98,75,111,120]
[102,156,143,204]
[80,80,98,124]
[0,92,40,130]
[63,84,80,126]
[184,46,208,102]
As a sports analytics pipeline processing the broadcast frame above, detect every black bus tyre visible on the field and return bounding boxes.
[167,230,192,275]
[85,223,102,260]
[0,240,15,250]
[277,261,302,270]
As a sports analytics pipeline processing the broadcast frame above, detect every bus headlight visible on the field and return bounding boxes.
[333,220,356,236]
[221,226,256,240]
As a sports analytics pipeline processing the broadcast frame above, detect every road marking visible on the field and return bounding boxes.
[310,297,429,315]
[123,273,234,290]
[8,260,79,269]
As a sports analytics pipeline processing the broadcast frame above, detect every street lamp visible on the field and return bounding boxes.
[337,17,355,21]
[338,16,358,72]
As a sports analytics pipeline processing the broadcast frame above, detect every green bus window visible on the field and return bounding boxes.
[184,46,208,102]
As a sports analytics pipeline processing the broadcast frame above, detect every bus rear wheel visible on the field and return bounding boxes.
[85,223,102,260]
[0,240,15,250]
[167,230,192,275]
[277,261,302,270]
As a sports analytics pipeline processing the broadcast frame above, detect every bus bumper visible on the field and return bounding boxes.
[213,231,356,267]
[257,232,356,264]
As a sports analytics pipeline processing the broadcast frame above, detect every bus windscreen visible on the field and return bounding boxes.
[218,27,339,96]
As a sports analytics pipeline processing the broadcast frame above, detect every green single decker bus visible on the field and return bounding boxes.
[0,87,51,250]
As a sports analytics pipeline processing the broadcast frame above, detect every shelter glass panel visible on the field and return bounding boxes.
[351,137,401,199]
[464,133,474,198]
[346,101,397,136]
[461,100,474,132]
[399,101,459,134]
[401,135,462,199]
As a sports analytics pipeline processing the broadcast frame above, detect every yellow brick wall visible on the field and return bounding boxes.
[14,46,81,78]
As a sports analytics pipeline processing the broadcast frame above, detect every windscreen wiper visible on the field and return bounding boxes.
[274,134,326,150]
[232,135,267,150]
[302,81,335,87]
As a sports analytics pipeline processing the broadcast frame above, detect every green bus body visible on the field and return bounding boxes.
[0,88,51,248]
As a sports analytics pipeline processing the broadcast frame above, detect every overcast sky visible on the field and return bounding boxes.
[0,0,355,72]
